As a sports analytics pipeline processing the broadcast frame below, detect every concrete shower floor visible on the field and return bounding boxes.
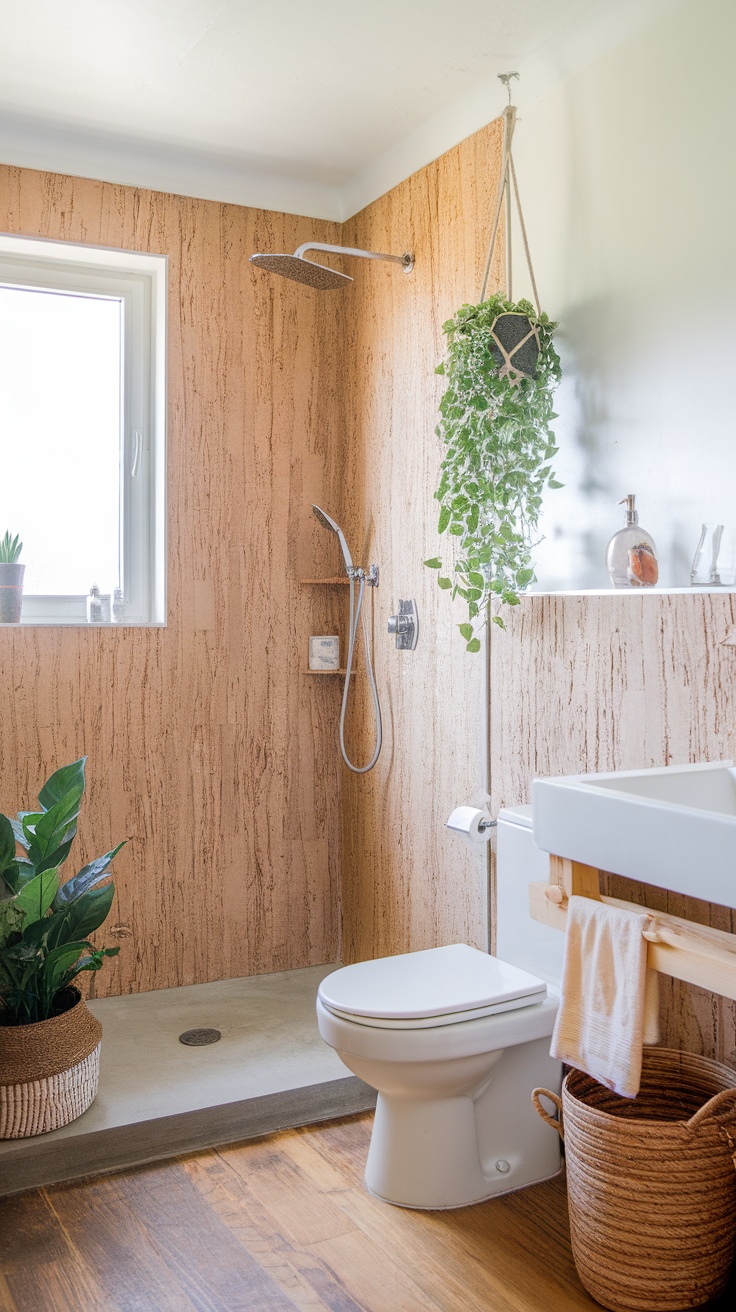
[0,964,375,1198]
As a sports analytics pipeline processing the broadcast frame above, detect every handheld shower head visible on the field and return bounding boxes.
[250,243,413,290]
[311,503,353,573]
[310,502,382,772]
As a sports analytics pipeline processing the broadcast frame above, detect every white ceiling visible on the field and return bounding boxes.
[0,0,681,220]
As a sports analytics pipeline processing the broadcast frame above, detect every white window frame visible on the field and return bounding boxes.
[0,233,167,626]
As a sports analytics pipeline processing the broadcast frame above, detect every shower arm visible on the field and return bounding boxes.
[294,242,414,273]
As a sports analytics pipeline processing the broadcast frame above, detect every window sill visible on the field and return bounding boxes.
[1,619,167,628]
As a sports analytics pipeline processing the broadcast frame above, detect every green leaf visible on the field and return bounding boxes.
[458,623,474,641]
[64,945,120,988]
[38,758,86,812]
[548,479,564,489]
[43,942,91,1000]
[437,505,451,535]
[437,577,452,590]
[20,914,56,948]
[21,813,43,845]
[0,813,17,873]
[53,883,115,943]
[423,558,442,569]
[1,862,22,896]
[0,899,24,951]
[465,638,481,653]
[53,843,125,909]
[2,857,34,895]
[14,868,60,925]
[10,816,30,850]
[0,532,22,564]
[34,837,75,876]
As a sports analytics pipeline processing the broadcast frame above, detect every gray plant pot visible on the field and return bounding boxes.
[0,562,25,623]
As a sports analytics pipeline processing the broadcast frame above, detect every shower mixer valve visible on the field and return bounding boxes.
[388,599,418,650]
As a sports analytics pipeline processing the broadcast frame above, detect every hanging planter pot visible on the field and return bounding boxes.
[425,100,562,650]
[489,312,540,383]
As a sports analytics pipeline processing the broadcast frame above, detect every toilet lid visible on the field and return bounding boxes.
[317,944,546,1023]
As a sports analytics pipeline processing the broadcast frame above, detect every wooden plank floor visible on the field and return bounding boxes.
[1,1112,734,1312]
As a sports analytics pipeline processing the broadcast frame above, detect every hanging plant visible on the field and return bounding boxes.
[425,290,562,650]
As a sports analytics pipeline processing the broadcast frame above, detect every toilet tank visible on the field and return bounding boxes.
[495,804,564,990]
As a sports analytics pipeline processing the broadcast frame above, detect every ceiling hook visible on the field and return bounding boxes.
[498,71,519,106]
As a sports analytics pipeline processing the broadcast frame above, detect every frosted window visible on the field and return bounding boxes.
[0,285,122,596]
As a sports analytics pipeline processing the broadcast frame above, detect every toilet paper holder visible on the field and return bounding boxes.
[446,805,497,842]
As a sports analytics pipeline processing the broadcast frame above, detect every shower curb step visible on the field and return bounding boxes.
[0,1074,375,1198]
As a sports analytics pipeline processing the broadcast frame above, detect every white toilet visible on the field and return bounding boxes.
[316,805,565,1209]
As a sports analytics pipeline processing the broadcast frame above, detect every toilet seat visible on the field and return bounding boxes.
[318,943,546,1030]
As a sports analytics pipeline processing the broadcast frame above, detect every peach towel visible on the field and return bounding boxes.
[550,896,660,1099]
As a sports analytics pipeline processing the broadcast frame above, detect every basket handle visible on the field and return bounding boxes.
[687,1086,736,1131]
[532,1087,564,1140]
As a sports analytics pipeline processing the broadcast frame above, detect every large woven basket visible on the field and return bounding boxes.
[533,1048,736,1312]
[0,990,102,1139]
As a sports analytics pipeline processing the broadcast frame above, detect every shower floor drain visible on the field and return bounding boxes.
[179,1027,222,1047]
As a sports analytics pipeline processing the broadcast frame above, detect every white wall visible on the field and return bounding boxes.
[509,0,736,590]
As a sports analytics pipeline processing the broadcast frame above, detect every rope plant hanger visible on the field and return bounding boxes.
[425,74,562,651]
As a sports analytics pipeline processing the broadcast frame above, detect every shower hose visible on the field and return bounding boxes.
[340,571,382,773]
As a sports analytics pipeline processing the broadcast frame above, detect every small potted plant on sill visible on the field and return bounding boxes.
[0,532,24,624]
[0,758,124,1138]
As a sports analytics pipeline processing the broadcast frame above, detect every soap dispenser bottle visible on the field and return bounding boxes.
[605,495,658,588]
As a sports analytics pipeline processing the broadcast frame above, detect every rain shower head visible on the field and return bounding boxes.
[250,242,413,290]
[311,503,353,573]
[249,253,351,290]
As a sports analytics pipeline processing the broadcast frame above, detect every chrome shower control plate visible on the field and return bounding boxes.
[388,599,418,650]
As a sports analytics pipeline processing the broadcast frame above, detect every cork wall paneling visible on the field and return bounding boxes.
[10,110,733,1073]
[0,165,347,994]
[489,592,736,1063]
[337,121,507,963]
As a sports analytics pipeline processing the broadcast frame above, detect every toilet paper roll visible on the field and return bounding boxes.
[446,806,494,844]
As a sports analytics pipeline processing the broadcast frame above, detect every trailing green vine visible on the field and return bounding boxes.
[425,292,562,650]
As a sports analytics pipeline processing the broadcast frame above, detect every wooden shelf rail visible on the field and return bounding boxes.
[530,855,736,1002]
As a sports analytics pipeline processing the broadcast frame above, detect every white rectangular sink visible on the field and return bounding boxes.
[532,761,736,908]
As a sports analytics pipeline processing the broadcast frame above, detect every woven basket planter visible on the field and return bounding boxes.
[0,989,102,1138]
[533,1048,736,1312]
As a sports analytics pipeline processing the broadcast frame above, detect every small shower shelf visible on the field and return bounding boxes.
[300,576,359,680]
[298,577,351,586]
[303,667,356,676]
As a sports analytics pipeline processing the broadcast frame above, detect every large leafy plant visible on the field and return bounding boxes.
[0,759,123,1025]
[425,292,562,650]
